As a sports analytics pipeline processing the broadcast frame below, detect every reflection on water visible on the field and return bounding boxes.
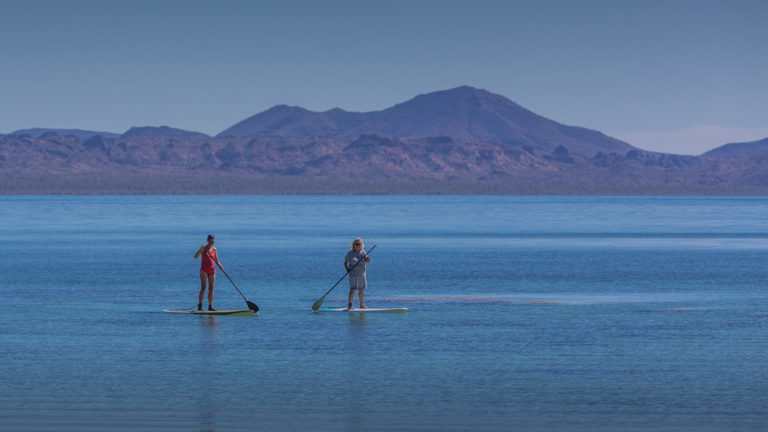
[200,315,220,338]
[347,312,369,324]
[343,313,369,432]
[199,316,218,432]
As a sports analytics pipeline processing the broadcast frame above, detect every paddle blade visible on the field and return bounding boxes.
[247,301,259,313]
[311,297,324,310]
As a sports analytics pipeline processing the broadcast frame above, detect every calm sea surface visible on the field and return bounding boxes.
[1,195,767,431]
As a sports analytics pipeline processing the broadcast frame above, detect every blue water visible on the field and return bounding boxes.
[1,195,767,431]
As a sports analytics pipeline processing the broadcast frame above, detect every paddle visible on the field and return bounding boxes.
[206,250,259,313]
[312,245,376,310]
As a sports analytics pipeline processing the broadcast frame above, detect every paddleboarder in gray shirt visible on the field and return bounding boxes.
[345,238,371,310]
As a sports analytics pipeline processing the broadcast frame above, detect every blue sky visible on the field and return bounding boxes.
[1,0,765,154]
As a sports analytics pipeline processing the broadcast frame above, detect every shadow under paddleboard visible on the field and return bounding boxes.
[314,307,407,313]
[163,309,256,316]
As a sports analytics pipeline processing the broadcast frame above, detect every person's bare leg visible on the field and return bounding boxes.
[359,289,366,309]
[348,290,355,310]
[198,272,207,308]
[207,274,215,308]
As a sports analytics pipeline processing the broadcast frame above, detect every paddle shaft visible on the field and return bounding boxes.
[313,245,376,308]
[205,249,258,312]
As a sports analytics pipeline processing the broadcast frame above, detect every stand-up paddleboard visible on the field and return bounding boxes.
[163,309,256,316]
[314,307,407,313]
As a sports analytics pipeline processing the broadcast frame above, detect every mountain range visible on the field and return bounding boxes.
[9,128,122,140]
[217,86,633,158]
[2,86,767,194]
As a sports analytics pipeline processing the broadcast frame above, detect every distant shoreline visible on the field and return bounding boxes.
[3,173,768,196]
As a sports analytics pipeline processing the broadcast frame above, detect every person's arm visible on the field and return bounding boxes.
[194,245,205,259]
[344,255,351,272]
[364,254,371,263]
[212,249,223,270]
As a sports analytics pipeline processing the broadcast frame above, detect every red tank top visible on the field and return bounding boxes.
[201,247,216,274]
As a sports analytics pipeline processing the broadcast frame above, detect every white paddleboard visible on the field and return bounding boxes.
[315,307,408,313]
[163,309,256,316]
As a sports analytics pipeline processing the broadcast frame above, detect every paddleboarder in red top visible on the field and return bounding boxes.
[194,234,223,311]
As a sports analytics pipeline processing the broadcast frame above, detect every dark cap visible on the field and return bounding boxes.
[207,234,215,241]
